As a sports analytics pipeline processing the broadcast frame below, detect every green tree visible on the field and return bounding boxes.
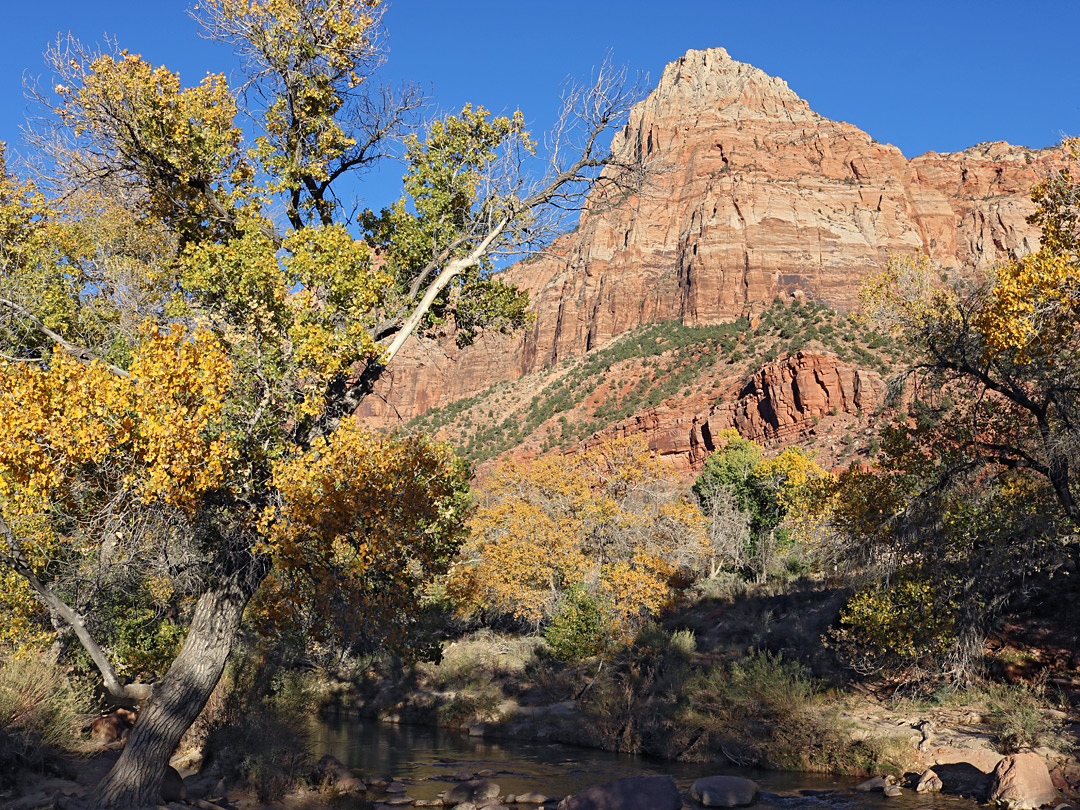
[693,429,829,580]
[0,2,644,805]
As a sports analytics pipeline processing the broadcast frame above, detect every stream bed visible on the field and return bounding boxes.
[311,716,985,809]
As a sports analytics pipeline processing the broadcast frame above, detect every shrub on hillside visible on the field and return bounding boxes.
[983,681,1073,754]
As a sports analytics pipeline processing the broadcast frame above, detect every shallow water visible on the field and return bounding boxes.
[311,716,984,809]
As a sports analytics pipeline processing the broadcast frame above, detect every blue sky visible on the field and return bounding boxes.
[1,1,1077,211]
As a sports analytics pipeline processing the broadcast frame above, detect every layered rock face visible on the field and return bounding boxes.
[594,352,886,470]
[361,47,1060,430]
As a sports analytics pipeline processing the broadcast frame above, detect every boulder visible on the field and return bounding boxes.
[688,775,760,807]
[160,766,187,803]
[989,753,1060,810]
[444,779,500,805]
[884,785,903,797]
[915,769,943,793]
[557,775,680,810]
[933,762,993,796]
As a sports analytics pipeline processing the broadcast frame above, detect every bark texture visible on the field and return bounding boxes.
[91,557,268,808]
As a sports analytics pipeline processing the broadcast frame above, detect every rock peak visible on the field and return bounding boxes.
[611,48,819,161]
[649,47,815,121]
[360,49,1066,445]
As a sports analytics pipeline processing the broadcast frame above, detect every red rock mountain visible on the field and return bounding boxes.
[360,47,1060,447]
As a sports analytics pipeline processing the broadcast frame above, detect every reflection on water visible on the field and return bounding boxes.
[310,716,982,809]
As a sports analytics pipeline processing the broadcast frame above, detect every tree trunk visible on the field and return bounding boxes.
[91,559,267,808]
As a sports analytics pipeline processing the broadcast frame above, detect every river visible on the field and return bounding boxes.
[311,716,984,809]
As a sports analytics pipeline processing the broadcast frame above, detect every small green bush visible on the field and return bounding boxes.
[830,579,956,678]
[543,588,611,661]
[983,682,1072,754]
[679,651,903,773]
[202,654,317,801]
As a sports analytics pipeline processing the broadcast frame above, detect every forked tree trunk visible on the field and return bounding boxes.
[91,561,267,808]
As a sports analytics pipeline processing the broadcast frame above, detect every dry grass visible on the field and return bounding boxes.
[0,654,90,788]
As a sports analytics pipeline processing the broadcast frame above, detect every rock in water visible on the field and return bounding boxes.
[515,793,548,804]
[444,779,500,805]
[916,769,943,793]
[689,775,760,807]
[855,775,894,792]
[988,753,1060,810]
[557,775,681,810]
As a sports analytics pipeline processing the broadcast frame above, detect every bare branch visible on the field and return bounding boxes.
[0,297,130,378]
[0,512,151,704]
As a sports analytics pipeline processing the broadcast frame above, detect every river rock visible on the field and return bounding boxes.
[388,782,409,793]
[1050,768,1070,792]
[883,785,902,798]
[514,793,548,804]
[688,775,760,807]
[557,775,680,810]
[988,753,1059,810]
[915,769,943,793]
[445,779,500,805]
[855,776,895,792]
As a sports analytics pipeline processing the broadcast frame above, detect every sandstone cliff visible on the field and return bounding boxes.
[582,351,886,471]
[361,47,1061,453]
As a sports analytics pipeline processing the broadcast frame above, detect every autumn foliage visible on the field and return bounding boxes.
[447,437,707,639]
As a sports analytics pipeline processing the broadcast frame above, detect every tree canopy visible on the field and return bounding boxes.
[448,436,708,640]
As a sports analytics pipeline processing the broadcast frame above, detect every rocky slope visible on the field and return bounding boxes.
[405,300,898,472]
[361,47,1063,459]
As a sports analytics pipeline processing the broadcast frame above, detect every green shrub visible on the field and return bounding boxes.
[543,587,611,661]
[202,653,317,801]
[679,651,902,773]
[983,682,1072,754]
[830,578,956,678]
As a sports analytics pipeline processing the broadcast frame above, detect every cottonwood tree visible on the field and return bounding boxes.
[447,436,708,634]
[860,139,1080,568]
[0,1,646,805]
